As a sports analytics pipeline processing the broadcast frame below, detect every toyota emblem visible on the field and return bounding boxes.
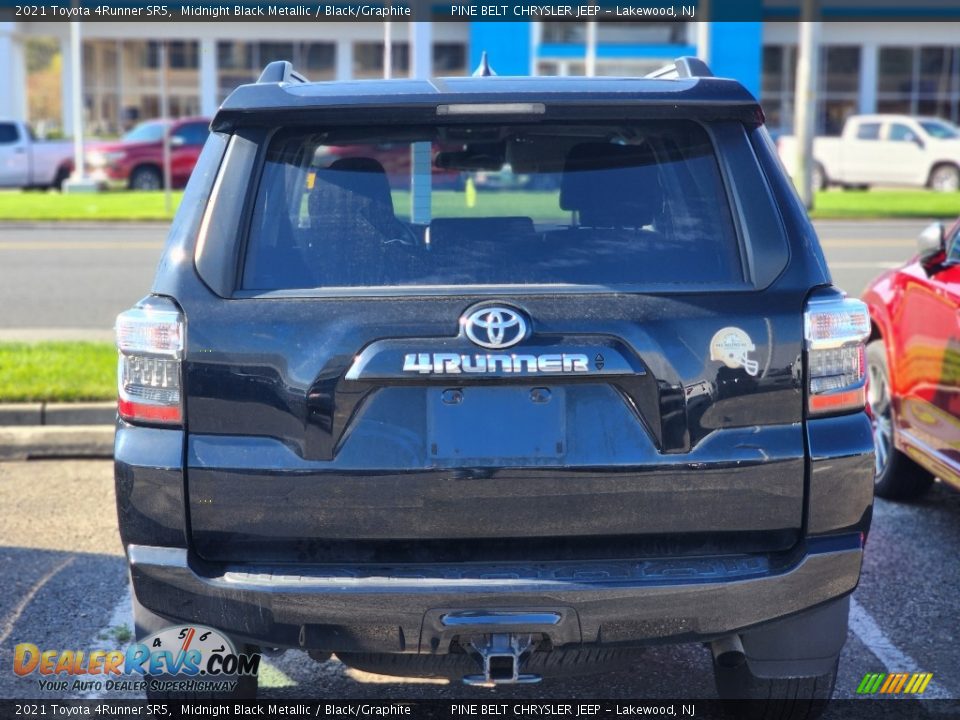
[462,306,528,349]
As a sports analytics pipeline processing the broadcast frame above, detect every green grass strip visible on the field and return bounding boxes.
[0,342,116,402]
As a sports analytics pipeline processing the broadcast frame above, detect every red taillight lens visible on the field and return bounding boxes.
[116,305,183,426]
[804,296,871,417]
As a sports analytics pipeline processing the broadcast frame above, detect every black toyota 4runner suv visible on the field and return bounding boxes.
[115,58,874,712]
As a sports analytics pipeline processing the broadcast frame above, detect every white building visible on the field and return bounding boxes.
[0,21,471,135]
[2,20,960,137]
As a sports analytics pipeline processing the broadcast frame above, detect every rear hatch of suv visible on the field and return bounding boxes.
[179,86,814,565]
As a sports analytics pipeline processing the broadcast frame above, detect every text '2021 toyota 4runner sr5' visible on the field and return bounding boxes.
[114,57,874,713]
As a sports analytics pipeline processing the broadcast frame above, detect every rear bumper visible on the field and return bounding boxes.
[128,537,862,653]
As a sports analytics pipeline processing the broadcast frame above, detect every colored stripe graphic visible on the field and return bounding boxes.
[904,674,920,694]
[880,674,897,693]
[857,673,886,694]
[893,674,909,693]
[857,672,933,694]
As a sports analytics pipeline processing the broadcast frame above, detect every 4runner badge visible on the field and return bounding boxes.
[710,327,760,376]
[401,305,591,376]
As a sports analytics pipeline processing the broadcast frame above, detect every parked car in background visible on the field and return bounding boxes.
[778,114,960,192]
[0,120,73,190]
[315,142,465,190]
[863,217,960,499]
[86,117,210,190]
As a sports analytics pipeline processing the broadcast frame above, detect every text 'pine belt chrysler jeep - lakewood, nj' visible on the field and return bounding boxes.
[114,57,875,716]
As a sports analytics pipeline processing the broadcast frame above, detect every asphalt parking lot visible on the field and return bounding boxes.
[1,217,958,713]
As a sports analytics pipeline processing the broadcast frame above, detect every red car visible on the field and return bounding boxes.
[85,117,210,190]
[862,218,960,499]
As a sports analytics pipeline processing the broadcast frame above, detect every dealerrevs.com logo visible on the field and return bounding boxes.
[13,625,260,694]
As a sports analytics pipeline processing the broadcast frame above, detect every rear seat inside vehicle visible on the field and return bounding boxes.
[426,217,538,248]
[548,141,727,284]
[423,217,541,285]
[304,157,418,286]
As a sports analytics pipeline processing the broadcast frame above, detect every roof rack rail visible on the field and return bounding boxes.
[645,56,713,80]
[257,60,309,85]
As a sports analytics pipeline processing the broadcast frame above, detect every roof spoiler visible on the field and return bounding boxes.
[645,56,714,80]
[257,60,309,85]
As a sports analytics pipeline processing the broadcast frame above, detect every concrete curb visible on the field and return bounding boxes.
[0,402,115,426]
[0,425,114,461]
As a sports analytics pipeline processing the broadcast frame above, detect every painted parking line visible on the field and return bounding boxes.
[0,556,75,648]
[80,587,302,698]
[80,587,137,700]
[849,597,953,701]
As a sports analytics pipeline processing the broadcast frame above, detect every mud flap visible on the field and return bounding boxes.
[740,595,850,678]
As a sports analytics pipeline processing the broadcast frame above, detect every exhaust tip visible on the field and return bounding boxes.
[711,635,746,669]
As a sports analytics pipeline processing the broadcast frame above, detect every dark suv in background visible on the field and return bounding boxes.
[115,58,874,716]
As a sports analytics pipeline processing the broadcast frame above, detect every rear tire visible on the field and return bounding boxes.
[52,167,70,191]
[129,165,162,191]
[713,657,837,720]
[866,340,934,500]
[337,646,642,680]
[928,163,960,192]
[131,591,258,700]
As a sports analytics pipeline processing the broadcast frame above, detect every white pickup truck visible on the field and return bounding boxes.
[778,114,960,192]
[0,120,74,190]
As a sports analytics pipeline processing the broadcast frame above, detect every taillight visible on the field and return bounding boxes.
[804,294,871,417]
[115,302,184,425]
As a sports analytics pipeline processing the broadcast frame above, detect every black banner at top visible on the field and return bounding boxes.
[3,698,960,719]
[3,0,960,22]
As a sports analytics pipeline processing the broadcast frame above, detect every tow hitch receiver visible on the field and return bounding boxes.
[463,633,541,686]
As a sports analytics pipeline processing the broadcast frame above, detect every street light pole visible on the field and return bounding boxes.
[63,20,97,193]
[383,21,392,79]
[159,40,172,214]
[794,7,821,210]
[695,0,711,63]
[585,18,597,77]
[69,22,83,182]
[409,22,431,225]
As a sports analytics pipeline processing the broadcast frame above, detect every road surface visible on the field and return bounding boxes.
[0,219,934,340]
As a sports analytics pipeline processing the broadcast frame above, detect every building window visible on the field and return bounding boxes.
[302,43,336,79]
[761,45,862,135]
[257,43,294,67]
[760,46,796,134]
[540,21,687,45]
[877,46,960,122]
[354,42,410,78]
[217,41,251,71]
[168,41,198,70]
[216,41,336,101]
[821,46,860,135]
[140,41,198,70]
[216,41,257,102]
[434,43,467,75]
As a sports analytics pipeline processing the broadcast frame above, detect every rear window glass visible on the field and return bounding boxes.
[242,120,743,291]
